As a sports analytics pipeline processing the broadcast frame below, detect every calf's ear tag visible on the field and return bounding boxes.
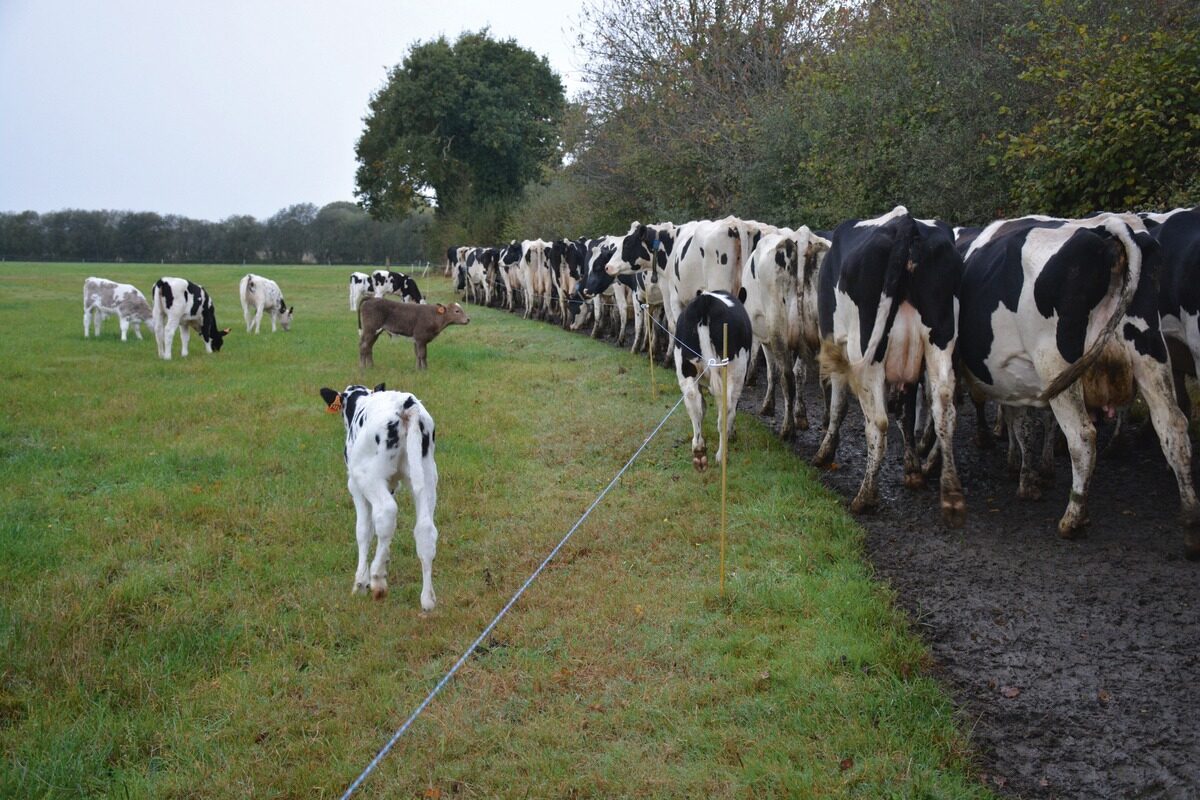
[326,395,343,414]
[437,304,446,314]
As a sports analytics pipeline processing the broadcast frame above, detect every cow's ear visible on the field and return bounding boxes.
[373,382,386,393]
[436,304,446,314]
[320,388,342,413]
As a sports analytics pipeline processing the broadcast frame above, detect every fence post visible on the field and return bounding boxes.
[720,323,729,598]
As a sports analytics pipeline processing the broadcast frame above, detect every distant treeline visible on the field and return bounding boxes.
[0,202,431,265]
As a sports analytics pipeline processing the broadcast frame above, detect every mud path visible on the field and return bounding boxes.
[738,371,1200,800]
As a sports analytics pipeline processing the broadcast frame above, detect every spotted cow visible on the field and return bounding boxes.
[370,270,424,304]
[83,277,154,341]
[238,273,293,333]
[151,277,229,359]
[320,383,439,609]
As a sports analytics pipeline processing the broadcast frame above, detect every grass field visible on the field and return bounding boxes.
[0,262,996,798]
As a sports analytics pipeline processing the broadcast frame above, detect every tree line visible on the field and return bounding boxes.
[0,202,432,265]
[354,0,1198,255]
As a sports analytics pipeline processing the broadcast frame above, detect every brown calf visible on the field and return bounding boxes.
[358,298,470,369]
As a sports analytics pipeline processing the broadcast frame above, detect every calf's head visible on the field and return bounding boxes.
[434,303,470,327]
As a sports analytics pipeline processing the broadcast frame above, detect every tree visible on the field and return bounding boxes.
[355,31,566,222]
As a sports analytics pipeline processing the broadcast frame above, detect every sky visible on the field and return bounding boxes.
[0,0,589,221]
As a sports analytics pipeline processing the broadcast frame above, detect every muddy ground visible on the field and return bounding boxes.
[737,369,1200,800]
[528,301,1198,798]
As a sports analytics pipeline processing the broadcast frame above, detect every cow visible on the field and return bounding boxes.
[496,241,524,313]
[444,245,459,277]
[1151,208,1200,420]
[319,383,439,608]
[238,273,293,333]
[82,277,154,341]
[737,227,831,438]
[815,206,966,527]
[673,291,753,471]
[370,269,424,304]
[349,272,371,312]
[462,247,499,307]
[550,238,590,327]
[578,236,637,345]
[957,212,1198,549]
[358,297,470,369]
[520,239,554,320]
[151,277,229,359]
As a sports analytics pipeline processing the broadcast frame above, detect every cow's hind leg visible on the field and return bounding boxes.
[349,486,373,594]
[1010,407,1043,501]
[1048,387,1096,537]
[1132,351,1200,555]
[897,382,924,489]
[850,366,887,514]
[758,345,777,417]
[676,352,708,471]
[925,345,965,526]
[813,373,849,467]
[792,354,810,432]
[361,485,398,599]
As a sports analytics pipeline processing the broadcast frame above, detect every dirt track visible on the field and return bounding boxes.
[738,373,1200,800]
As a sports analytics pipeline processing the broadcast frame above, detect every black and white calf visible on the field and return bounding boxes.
[1151,208,1200,419]
[151,277,229,359]
[816,206,966,526]
[238,273,293,333]
[370,270,424,303]
[349,271,371,311]
[674,291,753,471]
[320,383,439,609]
[83,277,154,341]
[958,213,1197,547]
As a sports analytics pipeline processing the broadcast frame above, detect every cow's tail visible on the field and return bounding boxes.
[402,402,436,519]
[151,280,167,356]
[843,214,915,373]
[1037,218,1140,403]
[238,275,251,318]
[729,225,744,299]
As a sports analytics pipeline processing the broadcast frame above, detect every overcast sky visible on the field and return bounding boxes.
[0,0,589,221]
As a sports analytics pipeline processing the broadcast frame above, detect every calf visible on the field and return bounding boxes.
[674,291,753,471]
[83,277,154,341]
[151,277,228,359]
[238,273,293,333]
[349,271,371,311]
[1151,208,1200,419]
[370,269,424,303]
[816,206,966,526]
[320,383,439,608]
[358,297,470,369]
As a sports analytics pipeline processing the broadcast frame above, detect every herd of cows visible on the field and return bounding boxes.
[446,205,1200,557]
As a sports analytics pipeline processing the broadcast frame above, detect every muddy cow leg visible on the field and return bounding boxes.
[792,354,810,433]
[1047,386,1096,538]
[897,382,924,490]
[1010,407,1043,501]
[849,365,888,515]
[926,343,965,526]
[974,398,995,450]
[757,345,776,417]
[813,372,849,467]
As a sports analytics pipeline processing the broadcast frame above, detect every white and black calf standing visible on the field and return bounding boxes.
[151,277,229,359]
[83,277,154,341]
[370,269,424,303]
[238,273,293,333]
[815,206,966,526]
[349,272,371,311]
[320,383,440,609]
[674,290,753,471]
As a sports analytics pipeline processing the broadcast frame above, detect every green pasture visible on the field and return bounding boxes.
[0,263,994,798]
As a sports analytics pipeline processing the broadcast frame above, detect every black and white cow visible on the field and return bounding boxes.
[674,291,753,471]
[238,273,293,333]
[578,236,636,344]
[349,272,371,311]
[815,206,966,526]
[320,383,439,609]
[496,241,524,313]
[958,212,1198,548]
[370,269,424,303]
[151,277,229,359]
[444,245,459,277]
[1151,208,1200,419]
[737,227,831,438]
[83,277,154,341]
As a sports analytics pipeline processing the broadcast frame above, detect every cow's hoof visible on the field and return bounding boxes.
[940,493,967,528]
[370,577,388,599]
[1057,516,1089,539]
[904,470,925,490]
[812,449,833,468]
[421,592,436,611]
[352,582,369,596]
[692,453,708,472]
[849,495,876,515]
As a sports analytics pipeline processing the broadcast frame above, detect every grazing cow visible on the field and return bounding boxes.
[320,383,439,608]
[1151,208,1200,419]
[151,277,229,359]
[349,272,371,312]
[238,273,293,333]
[82,277,154,341]
[958,212,1198,547]
[358,297,470,369]
[674,291,753,471]
[550,238,589,327]
[816,206,966,526]
[371,269,424,303]
[737,228,831,438]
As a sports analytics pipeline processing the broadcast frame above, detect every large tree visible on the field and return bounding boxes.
[355,31,566,221]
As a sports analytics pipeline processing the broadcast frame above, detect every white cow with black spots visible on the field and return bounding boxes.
[83,277,154,341]
[320,383,440,609]
[238,273,293,333]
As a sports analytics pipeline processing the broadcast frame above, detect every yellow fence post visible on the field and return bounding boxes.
[720,323,729,598]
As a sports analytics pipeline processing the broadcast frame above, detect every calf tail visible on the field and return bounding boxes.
[1037,219,1140,403]
[238,275,251,317]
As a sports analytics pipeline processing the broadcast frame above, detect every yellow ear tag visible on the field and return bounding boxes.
[326,395,343,414]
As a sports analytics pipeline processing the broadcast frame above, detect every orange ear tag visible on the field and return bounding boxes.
[326,395,343,414]
[437,305,446,314]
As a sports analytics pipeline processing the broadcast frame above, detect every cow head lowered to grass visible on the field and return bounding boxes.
[320,382,440,609]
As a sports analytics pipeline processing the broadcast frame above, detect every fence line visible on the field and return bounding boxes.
[339,373,706,799]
